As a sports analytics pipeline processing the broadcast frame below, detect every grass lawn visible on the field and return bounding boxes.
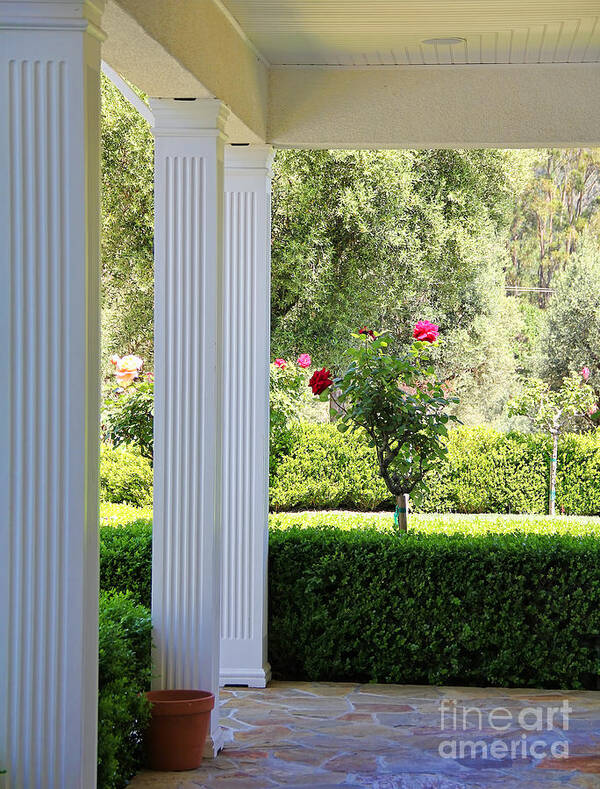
[99,501,152,527]
[100,502,600,535]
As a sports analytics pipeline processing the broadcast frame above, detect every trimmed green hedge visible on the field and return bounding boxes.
[100,521,152,608]
[269,423,389,510]
[98,591,152,789]
[269,526,600,688]
[99,522,600,689]
[100,445,153,506]
[270,423,600,515]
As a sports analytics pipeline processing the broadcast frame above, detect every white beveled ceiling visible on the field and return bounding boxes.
[219,0,600,65]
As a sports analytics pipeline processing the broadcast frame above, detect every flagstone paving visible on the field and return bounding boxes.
[130,681,600,788]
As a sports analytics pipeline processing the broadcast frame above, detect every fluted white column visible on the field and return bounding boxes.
[0,2,104,787]
[151,98,230,756]
[220,145,273,688]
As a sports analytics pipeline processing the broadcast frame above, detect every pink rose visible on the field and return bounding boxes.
[413,320,439,343]
[274,358,286,369]
[581,366,591,382]
[297,354,311,369]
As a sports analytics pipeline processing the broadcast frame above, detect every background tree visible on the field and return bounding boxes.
[101,75,154,373]
[508,149,600,304]
[271,148,525,422]
[538,239,600,401]
[508,373,595,515]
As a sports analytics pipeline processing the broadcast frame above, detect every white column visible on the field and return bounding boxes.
[220,145,273,688]
[0,2,104,787]
[151,98,230,756]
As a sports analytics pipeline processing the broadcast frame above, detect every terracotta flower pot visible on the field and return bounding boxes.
[145,689,215,771]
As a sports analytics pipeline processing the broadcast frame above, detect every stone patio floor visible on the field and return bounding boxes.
[130,681,600,788]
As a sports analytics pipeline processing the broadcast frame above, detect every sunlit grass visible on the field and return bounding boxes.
[269,510,600,536]
[99,501,152,527]
[100,501,600,535]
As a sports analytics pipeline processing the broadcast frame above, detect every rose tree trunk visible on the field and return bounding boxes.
[395,494,410,533]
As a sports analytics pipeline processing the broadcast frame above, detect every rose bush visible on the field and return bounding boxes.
[310,325,458,531]
[102,356,154,461]
[270,353,314,477]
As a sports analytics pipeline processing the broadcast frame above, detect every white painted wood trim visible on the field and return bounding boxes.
[220,144,273,689]
[0,1,104,786]
[151,97,230,747]
[101,60,154,126]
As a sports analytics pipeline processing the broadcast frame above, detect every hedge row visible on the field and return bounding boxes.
[270,423,600,515]
[100,424,600,515]
[269,526,600,688]
[100,445,153,507]
[98,591,152,789]
[99,522,600,689]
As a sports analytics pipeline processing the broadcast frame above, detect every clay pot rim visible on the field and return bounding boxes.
[146,689,215,716]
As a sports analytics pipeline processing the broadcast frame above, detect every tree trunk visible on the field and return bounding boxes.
[549,431,558,516]
[395,494,410,533]
[329,386,343,422]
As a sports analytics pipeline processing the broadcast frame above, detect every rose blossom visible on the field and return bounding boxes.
[274,358,287,369]
[297,353,312,368]
[309,368,333,395]
[413,320,439,343]
[581,366,591,381]
[358,327,375,339]
[111,354,144,387]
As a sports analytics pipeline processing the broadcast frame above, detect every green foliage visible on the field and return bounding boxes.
[102,379,154,461]
[100,522,153,608]
[538,242,600,397]
[270,423,600,515]
[97,592,152,789]
[101,76,154,371]
[508,373,595,434]
[268,526,600,688]
[331,331,458,502]
[98,517,600,690]
[508,149,600,300]
[427,427,549,514]
[269,359,310,477]
[100,445,153,506]
[269,423,390,511]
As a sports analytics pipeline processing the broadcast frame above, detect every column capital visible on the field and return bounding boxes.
[0,0,105,39]
[150,98,230,141]
[225,143,275,176]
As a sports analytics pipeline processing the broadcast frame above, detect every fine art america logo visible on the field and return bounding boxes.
[438,699,571,762]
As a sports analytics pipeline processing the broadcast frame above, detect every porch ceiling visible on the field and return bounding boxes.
[102,0,600,148]
[221,0,600,66]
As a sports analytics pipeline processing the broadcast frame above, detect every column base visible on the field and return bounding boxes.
[203,725,234,759]
[220,663,272,688]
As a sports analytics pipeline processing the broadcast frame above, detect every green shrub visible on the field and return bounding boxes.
[100,445,153,506]
[100,522,152,608]
[270,423,600,515]
[99,520,600,689]
[269,526,600,688]
[270,423,390,510]
[98,591,152,789]
[421,427,550,514]
[557,432,600,515]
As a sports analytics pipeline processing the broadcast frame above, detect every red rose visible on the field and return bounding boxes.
[413,320,439,343]
[358,327,375,339]
[309,368,333,395]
